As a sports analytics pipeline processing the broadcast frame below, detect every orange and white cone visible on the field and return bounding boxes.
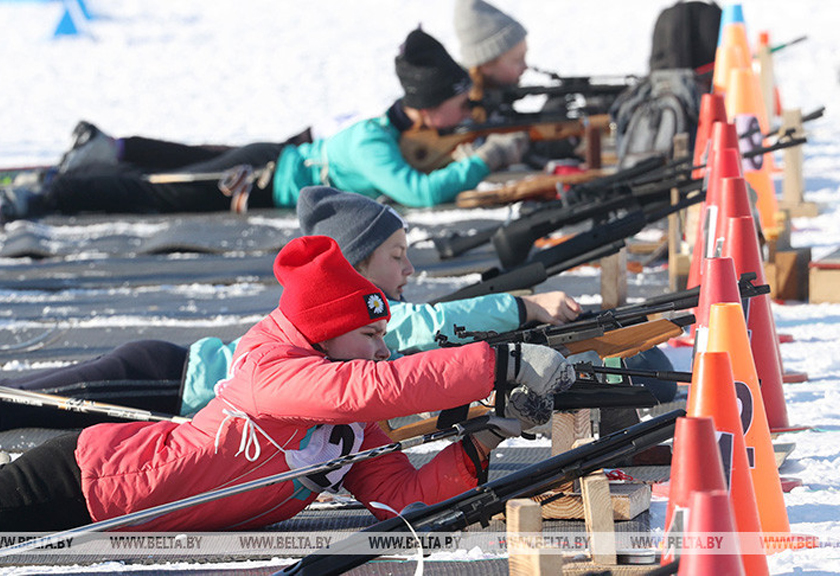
[687,350,769,575]
[705,302,792,548]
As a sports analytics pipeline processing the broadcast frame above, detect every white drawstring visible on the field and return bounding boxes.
[214,399,284,462]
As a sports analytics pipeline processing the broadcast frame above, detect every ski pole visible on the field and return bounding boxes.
[0,385,191,424]
[0,415,492,558]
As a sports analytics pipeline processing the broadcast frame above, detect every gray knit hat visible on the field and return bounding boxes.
[455,0,527,68]
[296,186,407,266]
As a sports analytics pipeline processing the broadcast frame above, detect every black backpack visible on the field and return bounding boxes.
[649,1,722,73]
[610,69,702,169]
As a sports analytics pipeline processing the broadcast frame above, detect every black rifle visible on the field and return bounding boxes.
[488,69,639,118]
[433,155,668,259]
[434,118,812,261]
[493,175,702,268]
[431,189,704,304]
[438,272,768,350]
[490,132,805,266]
[277,408,684,576]
[577,271,768,323]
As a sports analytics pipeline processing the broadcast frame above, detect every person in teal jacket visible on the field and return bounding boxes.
[2,28,528,222]
[0,178,582,432]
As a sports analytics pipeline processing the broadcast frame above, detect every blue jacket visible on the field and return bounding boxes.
[271,101,490,208]
[179,294,524,416]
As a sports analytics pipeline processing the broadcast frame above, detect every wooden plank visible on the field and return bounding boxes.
[551,411,591,493]
[779,108,820,217]
[600,248,628,309]
[582,472,617,564]
[775,442,796,469]
[507,499,564,577]
[809,248,840,303]
[534,482,652,521]
[775,248,811,300]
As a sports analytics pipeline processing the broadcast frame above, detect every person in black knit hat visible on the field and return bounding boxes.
[1,28,529,222]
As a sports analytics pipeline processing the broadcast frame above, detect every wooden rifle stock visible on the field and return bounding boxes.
[400,114,610,173]
[455,167,610,208]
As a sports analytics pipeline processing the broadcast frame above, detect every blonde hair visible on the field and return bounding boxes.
[468,66,488,123]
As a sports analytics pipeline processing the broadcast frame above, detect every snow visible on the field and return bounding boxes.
[2,0,840,574]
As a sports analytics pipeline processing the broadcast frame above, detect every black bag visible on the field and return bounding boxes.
[610,69,702,169]
[649,1,722,73]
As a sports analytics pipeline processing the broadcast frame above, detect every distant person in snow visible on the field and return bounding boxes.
[455,0,529,123]
[0,28,528,223]
[0,186,678,435]
[0,235,575,531]
[453,0,582,162]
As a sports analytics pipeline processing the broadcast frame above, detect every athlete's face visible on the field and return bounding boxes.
[356,228,414,300]
[479,39,528,87]
[319,320,390,361]
[422,92,473,129]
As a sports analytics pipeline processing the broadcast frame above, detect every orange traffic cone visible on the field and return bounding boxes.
[677,490,746,576]
[721,216,794,432]
[687,351,769,575]
[726,66,780,231]
[706,303,791,545]
[713,41,747,95]
[691,256,742,354]
[719,175,754,225]
[719,175,805,357]
[692,93,728,180]
[662,416,728,566]
[684,141,743,312]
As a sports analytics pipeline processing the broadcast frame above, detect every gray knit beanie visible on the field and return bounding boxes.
[296,186,407,266]
[455,0,527,68]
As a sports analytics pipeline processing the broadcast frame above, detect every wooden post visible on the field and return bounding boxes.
[779,108,819,217]
[507,499,564,576]
[756,38,776,125]
[551,410,592,456]
[551,410,591,494]
[669,133,691,292]
[582,472,618,565]
[585,122,602,170]
[600,249,628,309]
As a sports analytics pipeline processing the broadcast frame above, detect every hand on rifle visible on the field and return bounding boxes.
[470,415,522,458]
[494,343,575,429]
[521,291,581,325]
[475,131,530,171]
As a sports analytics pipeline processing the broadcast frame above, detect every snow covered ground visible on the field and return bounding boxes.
[2,0,840,574]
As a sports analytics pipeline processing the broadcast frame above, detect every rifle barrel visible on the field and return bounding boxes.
[277,409,684,576]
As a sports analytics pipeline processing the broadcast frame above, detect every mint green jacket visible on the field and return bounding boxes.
[271,102,490,208]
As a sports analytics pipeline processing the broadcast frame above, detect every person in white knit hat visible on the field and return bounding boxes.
[454,0,528,121]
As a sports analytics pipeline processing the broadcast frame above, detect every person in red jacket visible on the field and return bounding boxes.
[0,235,574,531]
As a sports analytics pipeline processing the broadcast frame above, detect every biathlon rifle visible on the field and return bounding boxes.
[381,361,688,442]
[437,272,768,354]
[277,408,685,576]
[400,112,611,173]
[436,111,816,260]
[430,188,704,304]
[476,72,637,119]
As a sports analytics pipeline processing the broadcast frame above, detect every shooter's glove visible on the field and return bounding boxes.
[472,415,523,451]
[493,343,576,430]
[475,131,530,171]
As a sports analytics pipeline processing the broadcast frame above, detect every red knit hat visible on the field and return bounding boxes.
[273,236,390,344]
